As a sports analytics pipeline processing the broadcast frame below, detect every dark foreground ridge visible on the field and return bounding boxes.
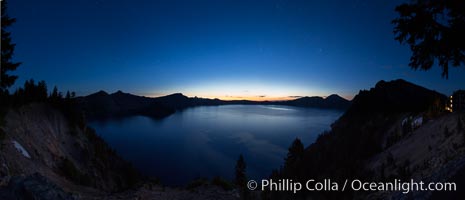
[76,91,351,120]
[267,79,465,199]
[1,79,464,199]
[0,103,239,199]
[0,103,140,199]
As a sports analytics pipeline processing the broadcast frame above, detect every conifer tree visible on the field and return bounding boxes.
[1,0,21,92]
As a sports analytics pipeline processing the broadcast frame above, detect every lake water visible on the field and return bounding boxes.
[89,105,343,186]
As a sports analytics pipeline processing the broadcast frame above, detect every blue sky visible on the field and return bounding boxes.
[7,0,465,100]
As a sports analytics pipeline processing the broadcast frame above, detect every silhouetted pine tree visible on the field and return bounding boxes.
[392,1,465,78]
[50,86,61,99]
[283,138,304,179]
[65,91,71,99]
[285,138,304,166]
[14,79,48,104]
[37,80,48,101]
[235,154,249,199]
[284,138,304,168]
[1,0,21,92]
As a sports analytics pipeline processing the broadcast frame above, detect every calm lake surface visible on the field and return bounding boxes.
[89,105,343,186]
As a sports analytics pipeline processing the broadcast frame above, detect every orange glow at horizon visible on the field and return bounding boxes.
[203,95,298,101]
[143,83,354,101]
[146,94,353,101]
[145,94,299,101]
[145,93,353,101]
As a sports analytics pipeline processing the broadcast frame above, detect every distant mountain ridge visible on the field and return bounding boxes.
[284,94,350,110]
[76,91,351,119]
[76,90,175,119]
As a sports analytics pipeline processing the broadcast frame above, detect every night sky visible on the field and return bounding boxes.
[8,0,465,100]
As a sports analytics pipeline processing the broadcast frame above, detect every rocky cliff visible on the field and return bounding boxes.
[269,79,464,200]
[0,103,239,199]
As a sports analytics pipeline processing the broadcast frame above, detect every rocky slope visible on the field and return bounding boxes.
[365,112,465,199]
[270,79,464,199]
[0,103,239,199]
[0,103,139,198]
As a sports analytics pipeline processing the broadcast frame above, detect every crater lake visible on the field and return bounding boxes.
[89,105,343,186]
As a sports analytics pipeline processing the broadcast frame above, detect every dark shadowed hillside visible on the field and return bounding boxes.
[0,103,140,199]
[268,79,462,200]
[345,79,445,114]
[0,102,241,199]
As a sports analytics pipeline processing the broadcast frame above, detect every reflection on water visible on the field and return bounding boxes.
[89,105,343,186]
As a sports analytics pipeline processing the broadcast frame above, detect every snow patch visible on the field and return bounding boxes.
[413,116,423,128]
[12,140,31,159]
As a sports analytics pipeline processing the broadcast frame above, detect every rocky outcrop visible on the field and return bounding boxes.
[0,173,76,200]
[0,103,140,198]
[0,103,240,199]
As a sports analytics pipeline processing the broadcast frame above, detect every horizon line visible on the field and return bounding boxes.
[81,90,354,101]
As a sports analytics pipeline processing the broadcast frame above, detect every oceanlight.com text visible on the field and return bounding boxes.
[246,179,456,194]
